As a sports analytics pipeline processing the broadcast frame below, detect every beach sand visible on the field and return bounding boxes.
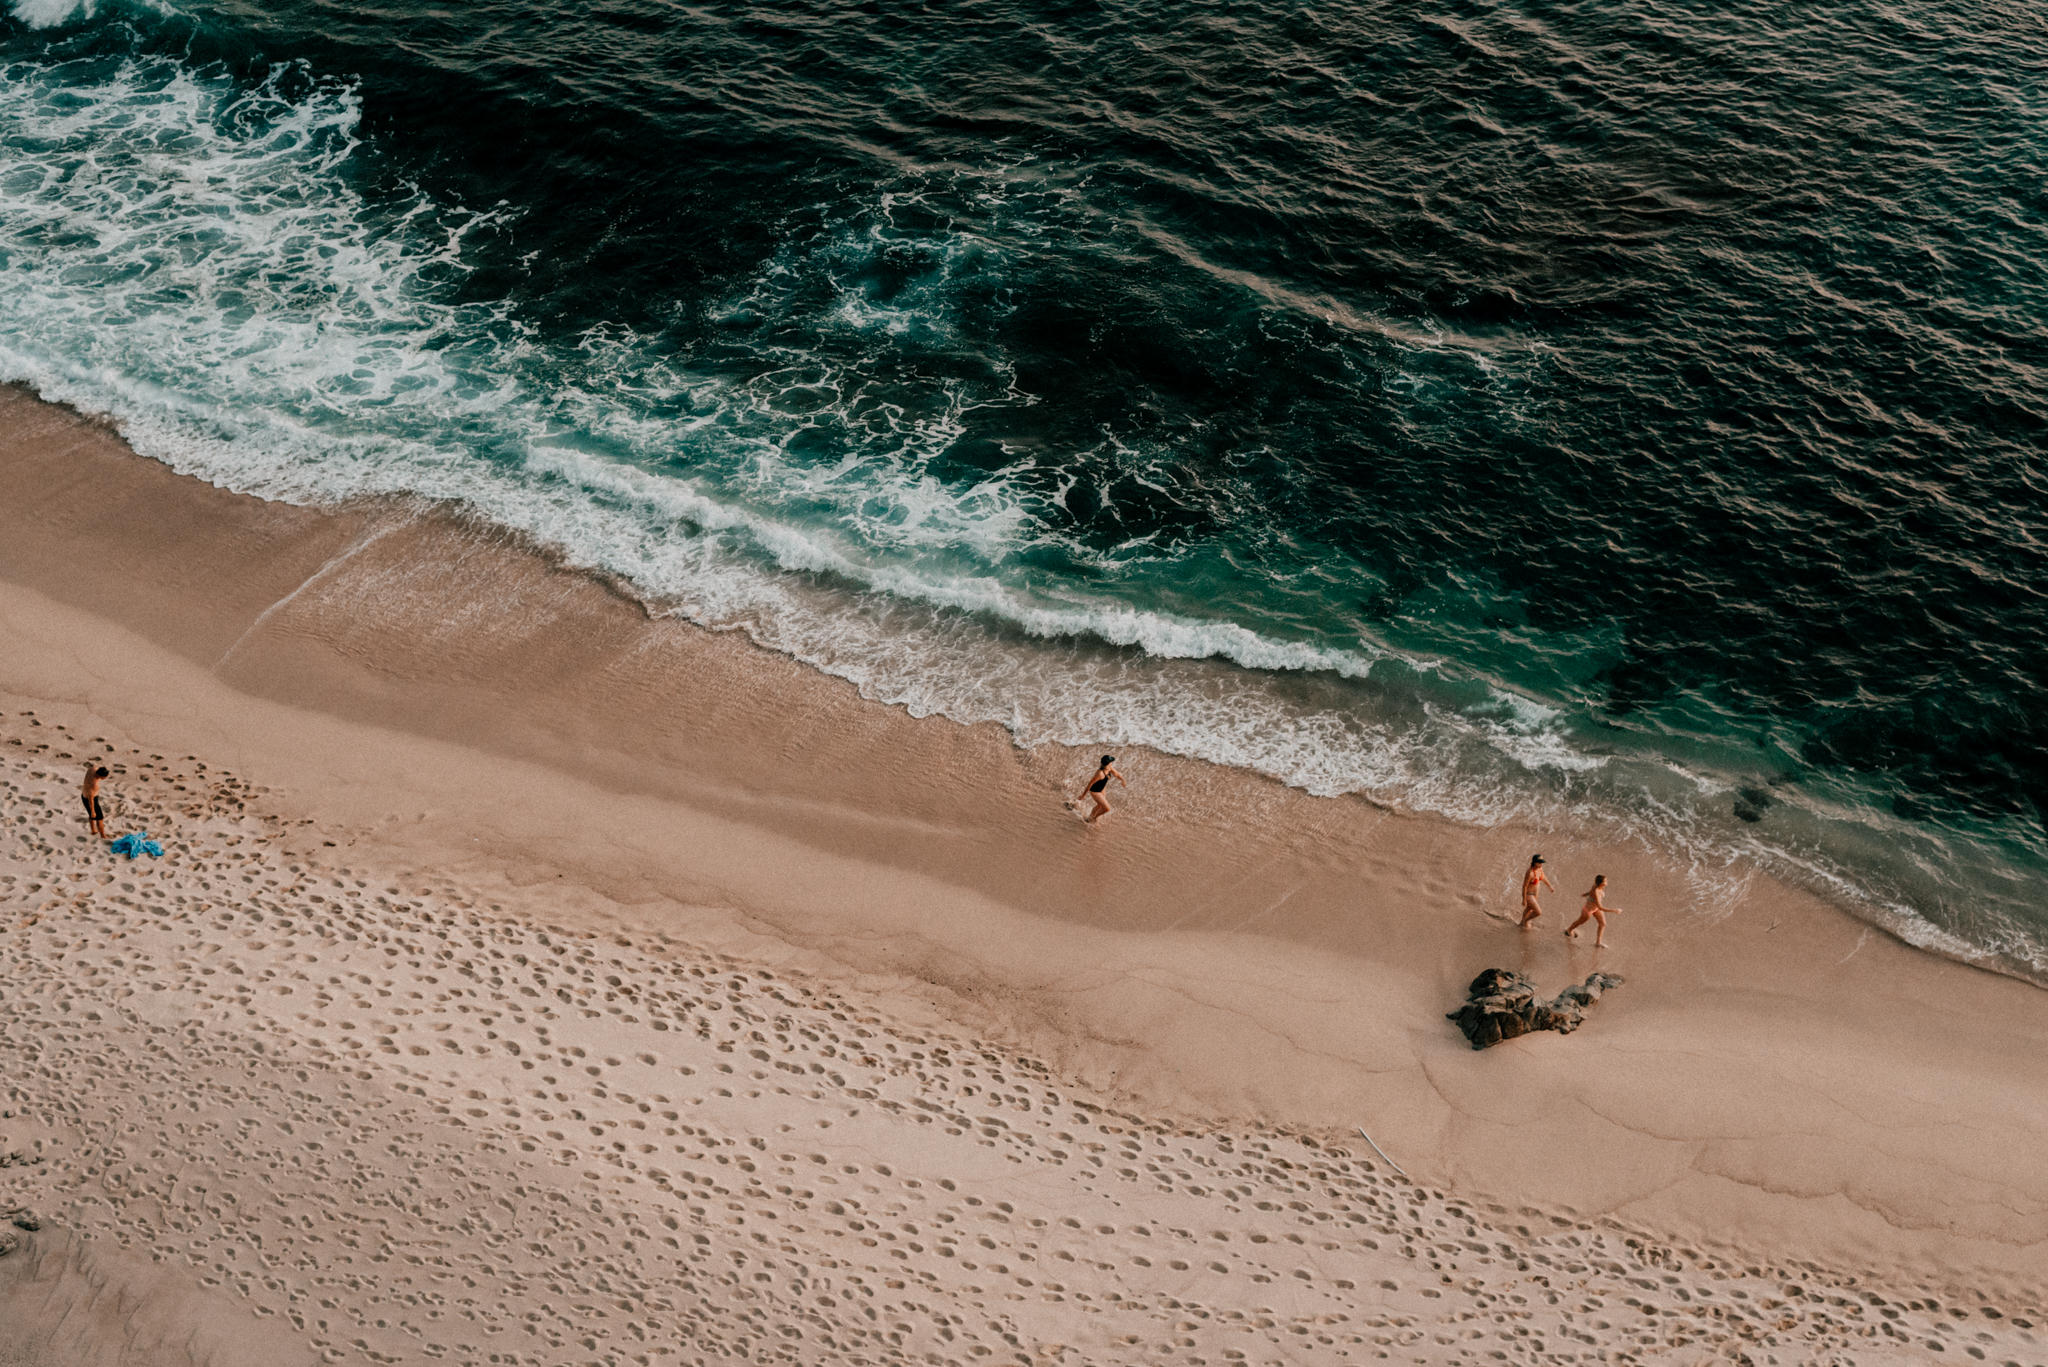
[2,383,2044,1364]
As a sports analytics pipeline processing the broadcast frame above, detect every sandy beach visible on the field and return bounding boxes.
[3,383,2045,1365]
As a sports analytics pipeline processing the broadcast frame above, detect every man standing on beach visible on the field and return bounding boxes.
[81,763,109,841]
[1516,854,1553,928]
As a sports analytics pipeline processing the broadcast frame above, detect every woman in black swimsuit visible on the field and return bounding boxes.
[81,763,109,841]
[1074,755,1127,824]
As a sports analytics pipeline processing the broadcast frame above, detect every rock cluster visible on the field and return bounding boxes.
[1446,968,1624,1050]
[0,1205,39,1259]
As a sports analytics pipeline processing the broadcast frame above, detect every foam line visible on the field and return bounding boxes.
[1,47,2043,985]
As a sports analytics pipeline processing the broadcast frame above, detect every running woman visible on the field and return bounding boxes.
[1074,756,1127,824]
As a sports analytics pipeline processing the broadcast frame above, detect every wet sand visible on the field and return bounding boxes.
[2,384,2045,1363]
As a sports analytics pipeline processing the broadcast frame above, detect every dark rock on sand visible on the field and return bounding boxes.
[1447,969,1624,1050]
[0,1210,33,1261]
[0,1206,39,1258]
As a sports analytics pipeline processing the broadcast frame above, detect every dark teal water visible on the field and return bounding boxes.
[2,0,2044,978]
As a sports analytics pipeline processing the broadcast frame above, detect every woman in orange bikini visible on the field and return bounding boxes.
[1563,874,1623,947]
[1517,854,1554,928]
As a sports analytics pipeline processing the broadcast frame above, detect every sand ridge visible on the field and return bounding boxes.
[3,709,2044,1366]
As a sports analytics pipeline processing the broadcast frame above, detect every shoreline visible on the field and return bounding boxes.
[3,384,2046,1346]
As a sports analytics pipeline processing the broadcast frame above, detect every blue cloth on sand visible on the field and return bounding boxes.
[110,832,163,860]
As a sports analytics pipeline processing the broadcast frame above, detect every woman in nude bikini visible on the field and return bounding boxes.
[1563,874,1622,947]
[81,763,110,841]
[1074,755,1126,824]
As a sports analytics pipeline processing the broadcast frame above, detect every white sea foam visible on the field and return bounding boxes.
[1,50,2040,983]
[0,55,1562,840]
[8,0,181,33]
[0,54,1401,688]
[9,0,94,28]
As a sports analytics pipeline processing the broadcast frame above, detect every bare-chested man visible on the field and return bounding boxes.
[1516,854,1553,929]
[81,763,110,841]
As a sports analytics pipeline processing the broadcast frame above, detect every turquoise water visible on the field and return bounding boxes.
[2,0,2043,979]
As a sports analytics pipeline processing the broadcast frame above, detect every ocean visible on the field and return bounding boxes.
[2,0,2043,981]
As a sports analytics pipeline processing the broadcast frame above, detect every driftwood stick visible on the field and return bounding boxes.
[1356,1126,1406,1179]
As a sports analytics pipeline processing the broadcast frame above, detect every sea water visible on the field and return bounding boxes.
[2,0,2043,980]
